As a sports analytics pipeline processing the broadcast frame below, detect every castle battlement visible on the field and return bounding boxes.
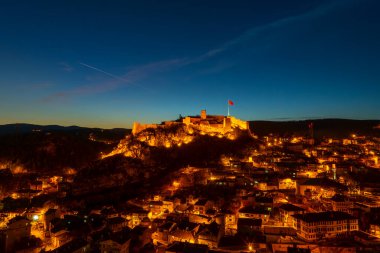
[132,110,248,136]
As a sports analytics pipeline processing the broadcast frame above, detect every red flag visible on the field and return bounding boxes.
[228,100,234,106]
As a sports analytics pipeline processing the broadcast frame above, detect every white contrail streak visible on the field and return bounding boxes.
[79,62,153,92]
[79,62,132,84]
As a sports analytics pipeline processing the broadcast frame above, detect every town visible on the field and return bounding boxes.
[2,0,380,252]
[1,112,380,253]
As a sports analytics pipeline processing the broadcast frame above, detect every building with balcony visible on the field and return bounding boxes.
[292,211,358,242]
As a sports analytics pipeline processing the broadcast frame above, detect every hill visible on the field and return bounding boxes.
[1,119,379,176]
[250,119,380,138]
[0,124,130,175]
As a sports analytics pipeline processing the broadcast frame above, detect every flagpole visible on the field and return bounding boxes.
[227,100,230,116]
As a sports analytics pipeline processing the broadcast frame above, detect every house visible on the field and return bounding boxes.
[47,238,89,253]
[292,211,359,241]
[150,218,166,231]
[271,243,312,253]
[241,194,255,207]
[169,221,199,244]
[14,189,41,199]
[186,195,198,205]
[107,217,129,232]
[279,178,297,190]
[57,182,72,197]
[237,218,262,235]
[189,214,212,224]
[296,178,347,199]
[330,194,353,213]
[165,241,208,253]
[197,222,222,248]
[152,221,176,243]
[49,217,72,248]
[238,206,270,223]
[218,235,258,252]
[128,209,149,228]
[29,180,43,191]
[129,225,154,252]
[99,229,131,253]
[44,209,60,232]
[50,227,71,249]
[263,226,297,237]
[370,221,380,238]
[149,201,164,218]
[218,235,267,252]
[0,216,31,253]
[163,200,175,213]
[279,204,305,227]
[139,217,151,228]
[287,245,312,253]
[194,199,214,215]
[254,196,274,210]
[224,211,237,235]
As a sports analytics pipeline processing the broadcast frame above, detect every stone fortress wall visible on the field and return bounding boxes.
[132,109,249,136]
[132,122,158,135]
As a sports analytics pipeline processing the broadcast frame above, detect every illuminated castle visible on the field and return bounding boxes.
[132,109,249,135]
[103,110,250,158]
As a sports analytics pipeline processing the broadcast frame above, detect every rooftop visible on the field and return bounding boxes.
[8,216,30,225]
[237,218,262,227]
[239,206,270,215]
[166,241,208,253]
[48,238,88,253]
[279,203,305,212]
[300,178,346,190]
[107,229,131,245]
[195,199,209,206]
[292,211,356,223]
[331,194,350,202]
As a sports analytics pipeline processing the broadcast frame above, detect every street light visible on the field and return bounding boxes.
[248,243,254,252]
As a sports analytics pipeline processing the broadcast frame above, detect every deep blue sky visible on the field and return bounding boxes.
[1,0,379,128]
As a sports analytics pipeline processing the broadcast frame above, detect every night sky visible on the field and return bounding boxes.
[1,0,379,128]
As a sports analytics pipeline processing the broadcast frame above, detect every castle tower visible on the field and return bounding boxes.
[201,109,207,120]
[223,117,232,131]
[132,122,140,135]
[182,116,191,125]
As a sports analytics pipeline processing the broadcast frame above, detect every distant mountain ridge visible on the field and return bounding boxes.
[0,123,130,135]
[1,118,380,138]
[250,119,380,138]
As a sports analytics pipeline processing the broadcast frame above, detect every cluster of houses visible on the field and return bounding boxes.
[1,133,380,252]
